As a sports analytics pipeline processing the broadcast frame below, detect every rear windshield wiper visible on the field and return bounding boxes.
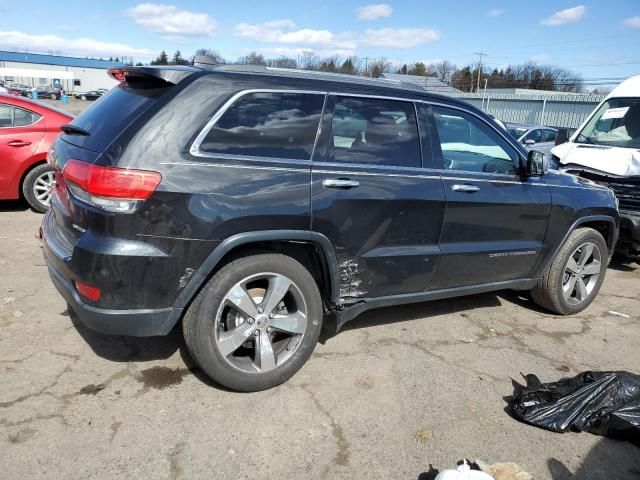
[60,124,91,136]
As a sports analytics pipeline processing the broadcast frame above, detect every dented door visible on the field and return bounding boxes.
[310,94,446,300]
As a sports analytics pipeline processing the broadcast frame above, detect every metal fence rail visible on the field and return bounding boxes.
[445,92,605,129]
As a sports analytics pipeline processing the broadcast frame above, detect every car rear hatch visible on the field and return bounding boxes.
[47,66,199,250]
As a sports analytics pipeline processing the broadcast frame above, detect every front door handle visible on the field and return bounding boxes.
[322,178,360,189]
[7,140,32,147]
[451,184,480,193]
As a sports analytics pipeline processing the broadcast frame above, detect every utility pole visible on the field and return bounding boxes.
[473,51,486,92]
[363,57,369,77]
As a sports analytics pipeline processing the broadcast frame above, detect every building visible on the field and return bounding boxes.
[0,51,124,92]
[482,88,589,96]
[381,72,462,94]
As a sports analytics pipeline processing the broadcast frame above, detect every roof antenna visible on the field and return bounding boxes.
[193,55,219,67]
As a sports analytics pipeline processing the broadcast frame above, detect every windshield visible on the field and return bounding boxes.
[507,127,527,139]
[577,98,640,148]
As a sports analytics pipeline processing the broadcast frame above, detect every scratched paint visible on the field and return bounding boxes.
[338,259,367,298]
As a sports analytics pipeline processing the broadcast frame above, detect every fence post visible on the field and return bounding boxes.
[541,98,547,125]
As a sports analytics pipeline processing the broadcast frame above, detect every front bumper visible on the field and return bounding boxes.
[617,210,640,259]
[41,211,183,337]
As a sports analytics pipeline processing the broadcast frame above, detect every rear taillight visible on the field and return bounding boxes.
[62,159,161,213]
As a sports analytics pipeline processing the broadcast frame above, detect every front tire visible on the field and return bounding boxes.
[80,95,86,101]
[531,228,607,315]
[183,253,323,391]
[22,164,55,213]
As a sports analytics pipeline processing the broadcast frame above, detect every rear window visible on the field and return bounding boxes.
[198,92,325,160]
[61,84,167,152]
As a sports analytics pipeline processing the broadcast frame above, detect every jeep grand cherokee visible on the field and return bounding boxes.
[41,60,619,391]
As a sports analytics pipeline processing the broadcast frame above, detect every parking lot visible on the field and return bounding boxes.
[0,204,638,479]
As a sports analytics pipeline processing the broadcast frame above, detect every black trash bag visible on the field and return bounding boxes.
[506,371,640,445]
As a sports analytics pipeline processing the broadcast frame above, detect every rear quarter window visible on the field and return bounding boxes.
[61,84,167,152]
[197,92,325,160]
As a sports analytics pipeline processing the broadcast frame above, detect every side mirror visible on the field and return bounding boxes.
[526,150,546,176]
[525,139,536,145]
[555,128,570,145]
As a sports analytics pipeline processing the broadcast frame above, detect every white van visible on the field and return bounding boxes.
[551,75,640,259]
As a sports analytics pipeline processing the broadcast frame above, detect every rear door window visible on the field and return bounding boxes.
[198,92,325,160]
[329,96,421,168]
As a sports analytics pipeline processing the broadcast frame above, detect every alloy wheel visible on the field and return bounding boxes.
[562,241,602,305]
[214,272,308,374]
[33,170,55,207]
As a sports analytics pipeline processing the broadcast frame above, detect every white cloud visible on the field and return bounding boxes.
[243,46,357,59]
[0,30,153,58]
[541,5,586,26]
[234,20,440,51]
[487,8,504,17]
[234,20,357,49]
[622,16,640,28]
[359,28,440,48]
[125,3,216,38]
[356,4,393,21]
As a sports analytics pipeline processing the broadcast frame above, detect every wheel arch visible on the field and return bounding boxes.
[539,215,618,275]
[172,230,340,313]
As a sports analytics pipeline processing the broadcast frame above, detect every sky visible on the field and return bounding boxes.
[0,1,639,87]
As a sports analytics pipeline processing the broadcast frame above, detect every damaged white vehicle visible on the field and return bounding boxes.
[551,75,640,259]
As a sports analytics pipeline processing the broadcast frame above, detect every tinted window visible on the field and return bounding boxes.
[433,106,517,174]
[524,129,542,143]
[62,84,166,151]
[200,92,324,160]
[13,107,41,127]
[0,105,12,128]
[330,96,420,168]
[543,129,557,142]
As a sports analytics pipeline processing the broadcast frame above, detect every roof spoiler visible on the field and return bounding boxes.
[108,66,198,85]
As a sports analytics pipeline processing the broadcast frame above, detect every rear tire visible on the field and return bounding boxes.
[531,228,607,315]
[22,164,55,213]
[183,253,323,391]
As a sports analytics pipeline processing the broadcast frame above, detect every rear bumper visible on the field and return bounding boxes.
[617,210,640,259]
[41,210,184,336]
[45,255,182,336]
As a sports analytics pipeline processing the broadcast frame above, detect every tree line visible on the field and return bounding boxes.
[147,49,585,93]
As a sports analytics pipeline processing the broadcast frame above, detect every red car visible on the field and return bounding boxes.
[0,94,73,212]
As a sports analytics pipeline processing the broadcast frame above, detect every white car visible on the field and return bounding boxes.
[551,74,640,259]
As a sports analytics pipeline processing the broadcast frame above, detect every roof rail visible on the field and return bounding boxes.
[264,66,402,84]
[193,62,428,93]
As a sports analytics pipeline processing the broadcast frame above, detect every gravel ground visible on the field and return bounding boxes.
[1,203,639,479]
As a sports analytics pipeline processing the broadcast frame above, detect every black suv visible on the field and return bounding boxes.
[41,62,619,391]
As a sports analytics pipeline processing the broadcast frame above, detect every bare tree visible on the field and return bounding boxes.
[268,57,298,69]
[299,51,319,70]
[238,51,267,66]
[433,61,455,84]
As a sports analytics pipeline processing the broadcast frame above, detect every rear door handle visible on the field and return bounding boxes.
[322,178,360,189]
[7,140,32,147]
[451,184,480,193]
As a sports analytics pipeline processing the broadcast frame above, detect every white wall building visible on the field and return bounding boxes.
[0,51,124,92]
